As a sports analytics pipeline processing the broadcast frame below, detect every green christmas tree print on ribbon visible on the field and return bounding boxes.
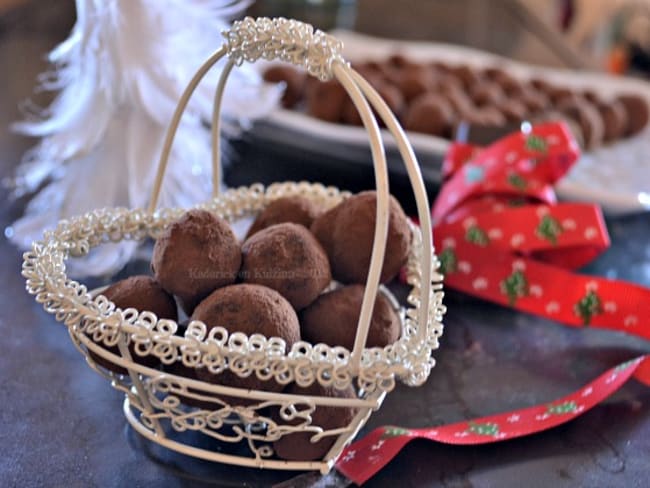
[467,421,499,437]
[381,427,411,439]
[507,172,528,191]
[525,134,549,153]
[536,214,563,245]
[439,247,458,275]
[465,225,490,247]
[546,400,579,415]
[574,290,603,326]
[500,270,529,306]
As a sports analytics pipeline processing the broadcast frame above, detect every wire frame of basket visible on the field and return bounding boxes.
[21,17,445,474]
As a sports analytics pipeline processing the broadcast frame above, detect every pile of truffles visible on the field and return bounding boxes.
[90,191,412,460]
[263,56,650,149]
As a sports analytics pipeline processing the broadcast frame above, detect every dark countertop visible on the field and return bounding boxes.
[2,5,650,488]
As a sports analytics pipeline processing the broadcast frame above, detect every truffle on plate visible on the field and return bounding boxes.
[263,65,306,109]
[246,195,323,239]
[90,275,178,374]
[306,78,347,123]
[558,98,605,149]
[395,65,436,102]
[597,99,627,142]
[300,285,401,350]
[616,94,650,136]
[470,82,505,107]
[272,382,358,461]
[404,92,454,136]
[241,223,331,310]
[311,191,411,285]
[151,209,241,315]
[194,284,300,396]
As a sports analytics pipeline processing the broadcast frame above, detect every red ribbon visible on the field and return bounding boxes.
[334,122,650,484]
[337,355,650,485]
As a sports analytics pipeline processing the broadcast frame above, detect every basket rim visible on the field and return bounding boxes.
[23,181,445,393]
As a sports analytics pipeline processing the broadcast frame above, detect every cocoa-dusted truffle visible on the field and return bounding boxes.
[518,88,549,114]
[448,64,482,90]
[272,382,358,461]
[548,87,577,106]
[404,93,454,136]
[246,195,323,239]
[497,99,528,122]
[162,320,222,409]
[194,284,300,394]
[342,82,405,126]
[90,275,178,374]
[470,82,505,107]
[241,223,331,310]
[597,100,627,143]
[471,107,507,127]
[152,209,241,315]
[306,78,347,123]
[311,191,411,285]
[558,98,605,149]
[395,65,435,102]
[616,94,650,136]
[300,285,401,350]
[263,65,306,109]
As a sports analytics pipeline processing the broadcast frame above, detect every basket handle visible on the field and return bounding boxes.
[147,17,433,373]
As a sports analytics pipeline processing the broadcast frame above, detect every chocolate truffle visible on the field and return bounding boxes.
[306,78,347,123]
[529,78,556,95]
[396,65,436,102]
[272,382,358,461]
[448,64,482,90]
[162,320,223,409]
[597,100,627,143]
[518,88,549,114]
[548,87,577,106]
[300,285,401,350]
[558,99,605,149]
[152,209,241,315]
[470,82,505,107]
[494,73,525,97]
[263,65,306,109]
[241,223,331,310]
[616,94,650,136]
[90,275,178,374]
[482,66,509,81]
[404,92,454,136]
[497,99,528,122]
[342,82,405,126]
[246,195,323,239]
[194,284,300,395]
[471,106,508,127]
[386,53,417,70]
[311,191,411,285]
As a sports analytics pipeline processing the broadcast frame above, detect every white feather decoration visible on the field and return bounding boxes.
[6,0,281,277]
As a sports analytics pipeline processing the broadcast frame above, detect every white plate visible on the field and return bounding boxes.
[256,30,650,215]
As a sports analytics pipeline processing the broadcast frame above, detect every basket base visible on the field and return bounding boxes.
[122,397,335,474]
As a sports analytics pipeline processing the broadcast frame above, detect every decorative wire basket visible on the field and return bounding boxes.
[22,17,445,474]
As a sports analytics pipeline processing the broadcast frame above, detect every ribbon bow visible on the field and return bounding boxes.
[335,122,650,485]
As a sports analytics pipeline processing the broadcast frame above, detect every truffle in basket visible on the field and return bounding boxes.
[151,209,241,315]
[272,383,358,461]
[89,275,177,374]
[246,195,323,239]
[240,223,331,310]
[311,190,411,284]
[300,284,401,350]
[193,284,300,400]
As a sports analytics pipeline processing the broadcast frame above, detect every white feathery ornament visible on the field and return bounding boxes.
[6,0,281,277]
